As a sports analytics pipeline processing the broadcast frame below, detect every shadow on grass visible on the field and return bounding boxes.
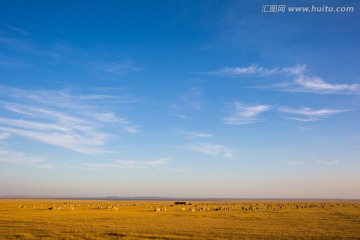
[106,232,190,240]
[106,232,127,238]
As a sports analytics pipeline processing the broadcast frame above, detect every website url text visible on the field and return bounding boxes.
[261,5,355,13]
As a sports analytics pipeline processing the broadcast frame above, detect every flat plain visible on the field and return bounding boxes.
[0,199,359,239]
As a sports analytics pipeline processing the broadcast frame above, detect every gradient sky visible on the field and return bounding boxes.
[0,0,359,198]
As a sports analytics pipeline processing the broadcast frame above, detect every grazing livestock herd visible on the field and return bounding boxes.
[4,200,359,239]
[16,201,358,214]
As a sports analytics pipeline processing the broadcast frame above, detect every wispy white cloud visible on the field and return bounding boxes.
[169,87,204,119]
[205,64,278,77]
[0,24,37,55]
[180,87,203,111]
[0,117,71,132]
[0,86,136,106]
[0,86,139,154]
[206,63,360,94]
[173,113,189,119]
[117,118,140,133]
[0,148,42,165]
[99,60,139,75]
[280,64,359,94]
[298,125,317,131]
[0,126,108,155]
[280,107,349,116]
[282,64,307,76]
[180,130,213,138]
[222,101,347,124]
[0,132,10,139]
[0,148,52,169]
[1,23,29,36]
[0,24,141,79]
[294,76,360,94]
[223,102,272,125]
[279,107,350,122]
[183,143,235,159]
[82,158,169,171]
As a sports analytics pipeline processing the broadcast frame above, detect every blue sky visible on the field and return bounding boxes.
[0,0,359,198]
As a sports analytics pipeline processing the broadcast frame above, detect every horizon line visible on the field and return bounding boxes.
[0,195,359,201]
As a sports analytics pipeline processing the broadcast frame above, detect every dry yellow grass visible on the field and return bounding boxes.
[0,199,359,239]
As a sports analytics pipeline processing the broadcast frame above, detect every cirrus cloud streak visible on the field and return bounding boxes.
[279,107,350,122]
[82,158,169,171]
[206,64,360,95]
[182,143,235,160]
[223,102,272,125]
[0,86,139,154]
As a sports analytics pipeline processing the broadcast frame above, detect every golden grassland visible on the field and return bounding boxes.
[0,199,359,239]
